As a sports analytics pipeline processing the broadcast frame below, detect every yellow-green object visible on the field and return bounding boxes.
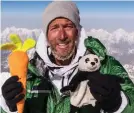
[0,34,36,52]
[22,38,36,51]
[0,43,17,51]
[9,34,23,50]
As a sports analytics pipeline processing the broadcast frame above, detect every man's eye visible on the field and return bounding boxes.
[65,25,74,28]
[50,27,57,30]
[49,25,59,31]
[67,25,73,28]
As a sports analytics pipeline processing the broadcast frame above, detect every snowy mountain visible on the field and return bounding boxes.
[1,27,134,81]
[1,26,41,43]
[123,64,134,83]
[87,28,134,65]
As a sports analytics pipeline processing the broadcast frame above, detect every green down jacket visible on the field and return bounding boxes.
[24,36,134,113]
[1,36,134,113]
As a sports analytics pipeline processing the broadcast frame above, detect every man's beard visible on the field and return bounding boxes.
[51,45,76,61]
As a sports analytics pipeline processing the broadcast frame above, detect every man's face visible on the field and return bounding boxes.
[47,18,78,61]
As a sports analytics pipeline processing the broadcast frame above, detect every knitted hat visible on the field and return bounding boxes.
[43,1,80,37]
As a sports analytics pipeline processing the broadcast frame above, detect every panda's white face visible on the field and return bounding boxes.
[78,54,101,72]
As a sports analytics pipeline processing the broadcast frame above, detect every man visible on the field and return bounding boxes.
[0,1,134,113]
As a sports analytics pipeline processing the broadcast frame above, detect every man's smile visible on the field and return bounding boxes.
[57,43,69,49]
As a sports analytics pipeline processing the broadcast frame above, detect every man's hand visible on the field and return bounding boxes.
[2,76,25,112]
[87,73,125,112]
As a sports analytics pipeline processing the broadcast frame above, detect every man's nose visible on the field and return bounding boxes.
[59,27,67,40]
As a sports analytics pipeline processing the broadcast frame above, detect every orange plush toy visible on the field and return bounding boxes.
[0,34,36,113]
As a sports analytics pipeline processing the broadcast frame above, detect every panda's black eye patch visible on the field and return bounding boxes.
[85,58,90,63]
[94,58,98,63]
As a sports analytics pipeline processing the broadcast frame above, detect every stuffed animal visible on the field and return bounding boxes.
[78,54,101,72]
[0,34,36,113]
[60,54,101,113]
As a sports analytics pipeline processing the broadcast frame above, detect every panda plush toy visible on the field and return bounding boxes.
[78,54,101,72]
[60,54,101,113]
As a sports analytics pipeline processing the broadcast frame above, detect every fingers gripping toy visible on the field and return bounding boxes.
[0,34,36,113]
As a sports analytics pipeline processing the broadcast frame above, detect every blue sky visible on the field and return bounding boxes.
[1,1,134,32]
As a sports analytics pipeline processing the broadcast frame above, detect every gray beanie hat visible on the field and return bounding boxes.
[43,1,80,37]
